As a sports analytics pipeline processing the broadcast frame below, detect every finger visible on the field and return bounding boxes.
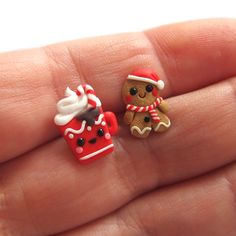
[146,18,236,95]
[1,77,236,235]
[63,162,236,236]
[2,19,236,162]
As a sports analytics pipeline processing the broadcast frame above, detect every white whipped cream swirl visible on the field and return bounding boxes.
[54,86,88,126]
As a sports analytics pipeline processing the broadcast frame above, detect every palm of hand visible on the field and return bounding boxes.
[0,19,236,236]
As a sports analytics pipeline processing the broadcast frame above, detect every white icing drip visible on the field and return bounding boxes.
[154,119,171,131]
[87,126,92,131]
[54,86,88,126]
[64,120,87,136]
[95,114,104,125]
[131,126,152,135]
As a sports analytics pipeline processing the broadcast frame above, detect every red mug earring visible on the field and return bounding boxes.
[54,84,118,164]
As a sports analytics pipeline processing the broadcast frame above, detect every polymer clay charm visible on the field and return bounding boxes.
[122,68,171,138]
[54,84,118,164]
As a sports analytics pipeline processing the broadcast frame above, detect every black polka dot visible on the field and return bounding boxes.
[144,116,150,122]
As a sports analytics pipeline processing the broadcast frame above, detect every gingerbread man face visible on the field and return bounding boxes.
[122,80,159,107]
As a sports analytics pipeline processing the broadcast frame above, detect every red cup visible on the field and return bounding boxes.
[57,108,118,164]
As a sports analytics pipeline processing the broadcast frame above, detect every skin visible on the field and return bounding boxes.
[0,19,236,236]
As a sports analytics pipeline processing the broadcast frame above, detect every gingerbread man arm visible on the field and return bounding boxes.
[124,110,135,125]
[158,99,169,114]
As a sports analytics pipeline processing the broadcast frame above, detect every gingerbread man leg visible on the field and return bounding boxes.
[130,112,152,138]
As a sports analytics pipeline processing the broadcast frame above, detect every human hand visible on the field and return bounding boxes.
[0,19,236,236]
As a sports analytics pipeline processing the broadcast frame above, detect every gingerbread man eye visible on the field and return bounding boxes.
[146,84,153,92]
[129,87,138,96]
[77,138,85,146]
[97,128,104,137]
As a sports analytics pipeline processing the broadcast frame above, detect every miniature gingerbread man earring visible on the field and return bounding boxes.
[122,68,171,138]
[54,84,118,164]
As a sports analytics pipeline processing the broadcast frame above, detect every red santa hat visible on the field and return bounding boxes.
[127,68,165,90]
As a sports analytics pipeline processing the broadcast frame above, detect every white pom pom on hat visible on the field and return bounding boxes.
[127,68,165,90]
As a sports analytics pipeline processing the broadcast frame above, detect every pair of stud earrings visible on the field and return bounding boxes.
[54,68,171,164]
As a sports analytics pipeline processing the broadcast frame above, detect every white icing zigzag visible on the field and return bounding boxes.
[131,119,171,135]
[154,119,171,131]
[131,126,152,135]
[64,120,87,136]
[64,114,104,138]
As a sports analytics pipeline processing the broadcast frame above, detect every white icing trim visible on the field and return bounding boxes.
[95,114,104,125]
[64,120,87,136]
[127,75,164,90]
[156,80,165,90]
[79,144,114,160]
[131,126,152,135]
[154,119,171,131]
